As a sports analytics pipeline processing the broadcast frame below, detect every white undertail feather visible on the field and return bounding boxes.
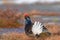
[32,21,43,35]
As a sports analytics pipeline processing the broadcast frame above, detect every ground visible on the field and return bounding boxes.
[0,24,60,40]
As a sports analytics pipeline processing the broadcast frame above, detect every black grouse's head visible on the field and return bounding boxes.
[24,13,32,25]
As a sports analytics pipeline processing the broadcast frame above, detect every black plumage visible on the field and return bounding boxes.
[25,16,33,35]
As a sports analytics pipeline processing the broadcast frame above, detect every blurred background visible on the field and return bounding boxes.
[0,1,60,40]
[0,0,60,4]
[0,0,60,31]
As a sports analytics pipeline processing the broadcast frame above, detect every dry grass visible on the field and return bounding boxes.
[0,32,35,40]
[0,9,60,28]
[0,9,23,28]
[29,10,60,16]
[45,23,60,34]
[0,24,60,40]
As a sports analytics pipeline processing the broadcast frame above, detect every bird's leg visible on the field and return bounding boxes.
[35,34,40,38]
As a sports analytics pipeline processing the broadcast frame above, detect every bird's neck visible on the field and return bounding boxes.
[25,17,32,25]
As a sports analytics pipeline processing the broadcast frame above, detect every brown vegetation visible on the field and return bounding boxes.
[45,23,60,34]
[0,9,60,28]
[0,23,60,40]
[0,24,60,40]
[0,9,23,28]
[29,10,60,16]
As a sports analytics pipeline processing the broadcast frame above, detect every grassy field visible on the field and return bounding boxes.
[0,8,60,40]
[0,9,23,28]
[0,24,60,40]
[0,8,60,28]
